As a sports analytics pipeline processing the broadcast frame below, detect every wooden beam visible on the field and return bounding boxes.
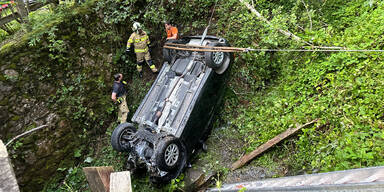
[15,0,28,23]
[163,45,244,53]
[231,119,319,171]
[0,0,57,27]
[83,166,114,192]
[0,13,21,27]
[165,43,247,51]
[110,171,132,192]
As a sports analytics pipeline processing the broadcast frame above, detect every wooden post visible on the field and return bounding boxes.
[110,171,132,192]
[14,0,28,23]
[231,119,319,170]
[0,140,20,192]
[83,166,114,192]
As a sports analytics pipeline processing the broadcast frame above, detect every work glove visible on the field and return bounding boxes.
[116,97,123,105]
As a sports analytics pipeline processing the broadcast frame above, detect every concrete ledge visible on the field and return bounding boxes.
[0,139,20,192]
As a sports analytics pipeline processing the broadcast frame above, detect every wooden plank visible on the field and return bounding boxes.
[83,166,114,192]
[0,140,20,192]
[163,45,244,53]
[231,119,319,171]
[0,13,21,27]
[165,43,247,51]
[0,0,57,27]
[15,0,28,22]
[110,171,132,192]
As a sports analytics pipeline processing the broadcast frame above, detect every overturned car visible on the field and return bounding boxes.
[111,35,233,183]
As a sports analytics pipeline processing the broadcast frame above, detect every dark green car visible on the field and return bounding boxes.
[111,35,233,183]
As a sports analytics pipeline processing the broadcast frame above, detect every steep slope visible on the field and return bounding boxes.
[197,0,384,182]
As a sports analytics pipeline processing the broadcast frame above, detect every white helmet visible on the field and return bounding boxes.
[132,22,141,32]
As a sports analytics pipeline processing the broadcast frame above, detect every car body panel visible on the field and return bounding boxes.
[115,35,233,182]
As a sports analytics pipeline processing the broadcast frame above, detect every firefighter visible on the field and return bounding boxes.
[111,73,129,123]
[126,22,157,78]
[165,21,178,40]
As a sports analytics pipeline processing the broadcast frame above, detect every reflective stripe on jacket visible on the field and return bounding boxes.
[127,31,150,53]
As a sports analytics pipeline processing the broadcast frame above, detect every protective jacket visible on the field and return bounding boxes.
[127,31,150,53]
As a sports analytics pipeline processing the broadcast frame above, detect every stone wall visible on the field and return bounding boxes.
[0,5,116,190]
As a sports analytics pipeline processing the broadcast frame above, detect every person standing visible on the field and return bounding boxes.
[165,21,178,40]
[126,22,158,78]
[111,73,129,124]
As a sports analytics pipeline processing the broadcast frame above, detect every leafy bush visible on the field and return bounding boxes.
[220,0,384,175]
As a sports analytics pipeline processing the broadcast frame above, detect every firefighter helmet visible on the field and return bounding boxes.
[132,22,142,32]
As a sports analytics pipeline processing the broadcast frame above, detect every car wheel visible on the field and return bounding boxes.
[204,42,231,74]
[111,123,137,152]
[163,39,184,64]
[155,136,185,172]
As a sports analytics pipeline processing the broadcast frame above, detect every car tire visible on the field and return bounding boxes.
[111,123,137,152]
[163,39,184,64]
[155,136,185,172]
[204,42,231,74]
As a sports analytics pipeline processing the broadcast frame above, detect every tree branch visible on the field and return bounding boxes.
[301,0,313,31]
[238,0,312,46]
[6,125,48,147]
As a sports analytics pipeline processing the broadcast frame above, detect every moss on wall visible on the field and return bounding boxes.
[0,2,120,191]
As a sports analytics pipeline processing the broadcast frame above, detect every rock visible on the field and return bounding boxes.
[106,53,113,63]
[38,83,55,95]
[3,69,19,82]
[45,113,58,126]
[184,168,216,191]
[82,56,96,67]
[23,150,38,165]
[0,81,12,94]
[19,57,32,66]
[80,47,87,55]
[0,106,9,130]
[224,166,271,184]
[36,139,53,157]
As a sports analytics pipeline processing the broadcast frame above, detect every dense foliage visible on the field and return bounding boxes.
[212,0,384,176]
[2,0,384,191]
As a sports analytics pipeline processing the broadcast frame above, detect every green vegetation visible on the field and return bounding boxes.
[200,0,384,178]
[1,0,384,191]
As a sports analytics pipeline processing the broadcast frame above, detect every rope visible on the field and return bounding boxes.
[244,48,384,52]
[164,43,384,53]
[208,0,219,27]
